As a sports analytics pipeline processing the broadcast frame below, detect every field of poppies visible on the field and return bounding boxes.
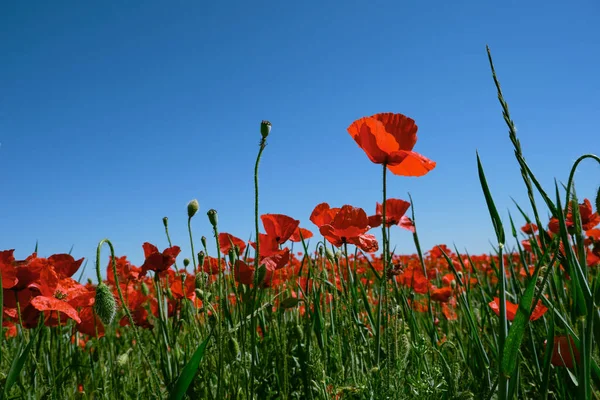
[2,49,599,400]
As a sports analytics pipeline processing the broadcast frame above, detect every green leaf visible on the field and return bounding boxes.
[476,153,505,245]
[540,313,555,399]
[501,266,541,377]
[2,324,41,399]
[279,296,301,309]
[169,331,212,400]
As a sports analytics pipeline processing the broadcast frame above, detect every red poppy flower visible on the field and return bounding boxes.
[140,242,181,277]
[218,233,247,255]
[250,234,283,258]
[550,335,580,368]
[428,244,454,260]
[347,112,436,176]
[368,199,412,229]
[107,255,140,285]
[0,250,18,289]
[548,199,600,234]
[289,227,313,243]
[520,223,538,235]
[318,205,378,252]
[430,286,453,303]
[48,254,84,279]
[202,256,226,275]
[398,267,429,294]
[261,214,300,245]
[310,203,341,228]
[234,250,290,288]
[441,303,457,321]
[488,297,548,321]
[24,272,93,327]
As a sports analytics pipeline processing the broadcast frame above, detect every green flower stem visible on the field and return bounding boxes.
[98,238,163,395]
[188,217,197,274]
[250,134,267,399]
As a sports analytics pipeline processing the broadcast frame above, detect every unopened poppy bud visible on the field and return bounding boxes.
[318,246,324,257]
[207,209,218,228]
[228,249,236,266]
[228,337,240,358]
[201,236,207,249]
[260,120,272,139]
[116,348,132,368]
[450,280,456,289]
[183,258,190,268]
[195,271,205,289]
[94,283,117,325]
[187,199,199,218]
[198,251,206,269]
[325,247,335,263]
[162,217,169,228]
[141,281,150,296]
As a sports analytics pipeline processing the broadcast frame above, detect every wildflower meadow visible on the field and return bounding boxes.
[1,48,599,400]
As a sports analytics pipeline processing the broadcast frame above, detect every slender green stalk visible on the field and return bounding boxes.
[250,121,270,399]
[162,217,179,271]
[97,238,163,395]
[208,209,225,400]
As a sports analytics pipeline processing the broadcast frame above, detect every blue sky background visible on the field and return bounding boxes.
[1,1,598,281]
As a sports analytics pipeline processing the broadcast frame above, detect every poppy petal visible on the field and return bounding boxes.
[387,151,436,177]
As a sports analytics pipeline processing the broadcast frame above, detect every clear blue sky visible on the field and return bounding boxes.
[2,1,598,280]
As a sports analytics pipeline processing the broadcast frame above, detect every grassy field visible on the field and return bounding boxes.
[1,48,599,400]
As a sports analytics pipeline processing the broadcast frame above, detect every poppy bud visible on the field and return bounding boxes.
[187,199,199,218]
[162,217,169,228]
[183,258,190,268]
[260,120,272,139]
[94,283,117,325]
[325,247,335,263]
[116,348,132,368]
[228,249,236,266]
[450,280,456,289]
[228,337,240,358]
[201,236,207,249]
[197,251,206,269]
[207,209,218,228]
[195,272,206,289]
[141,281,150,296]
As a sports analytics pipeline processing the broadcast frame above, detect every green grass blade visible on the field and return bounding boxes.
[501,265,541,377]
[169,331,212,400]
[1,323,41,399]
[476,152,505,245]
